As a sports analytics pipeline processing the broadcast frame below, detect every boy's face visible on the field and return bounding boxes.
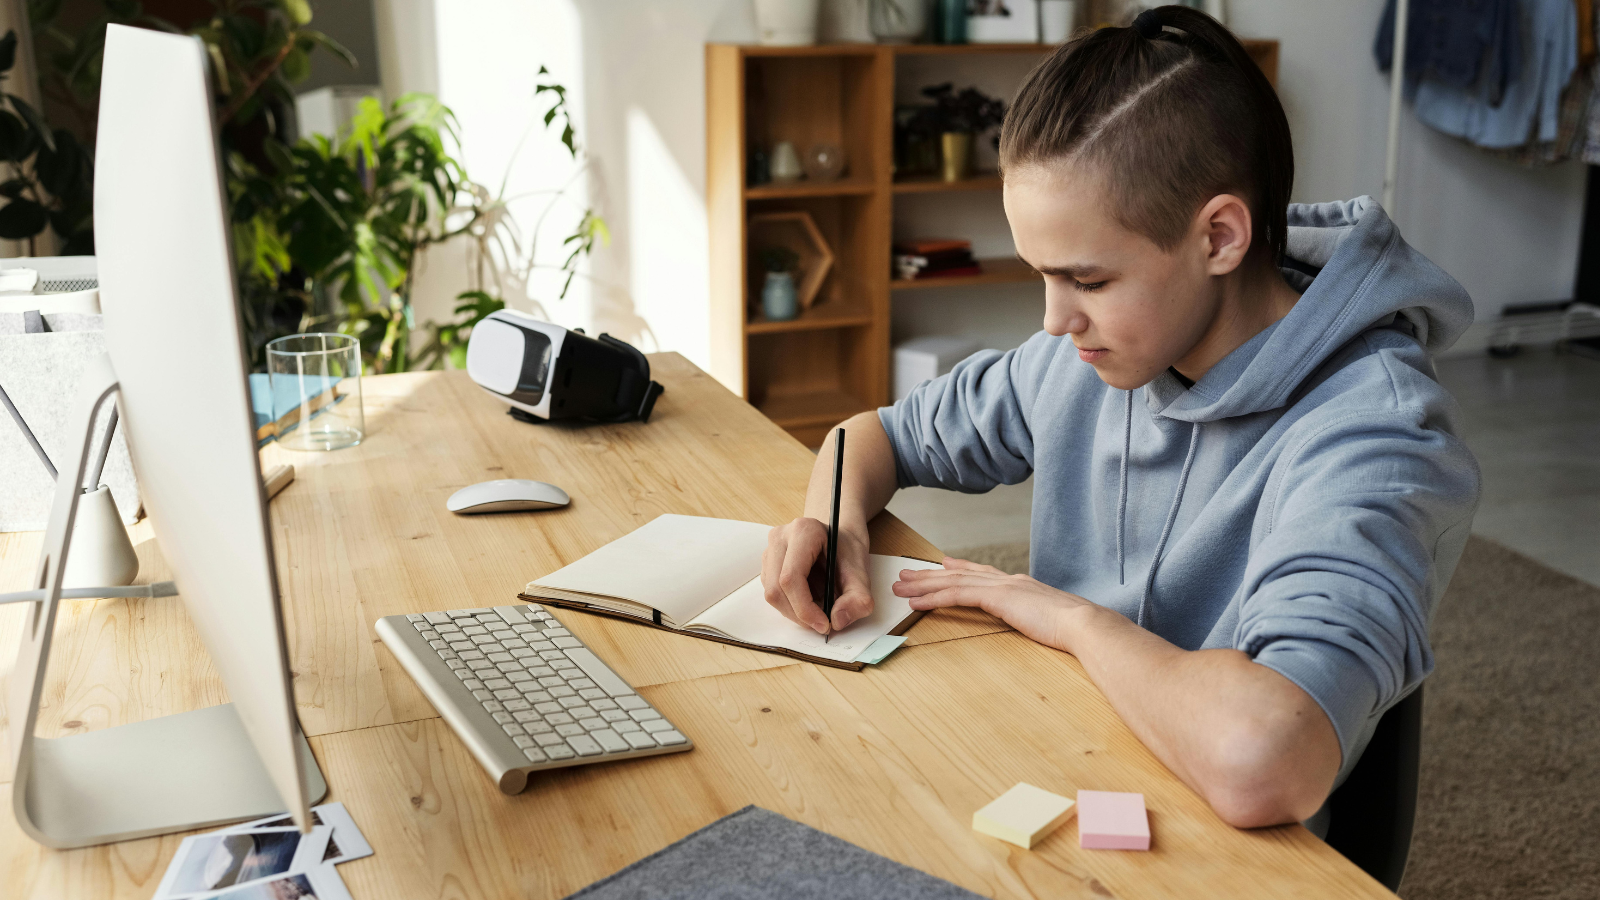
[1003,165,1225,390]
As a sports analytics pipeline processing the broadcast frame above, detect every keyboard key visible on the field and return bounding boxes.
[528,666,555,677]
[545,744,576,760]
[512,735,535,748]
[534,702,563,715]
[428,640,447,650]
[573,706,601,720]
[495,606,528,626]
[581,718,609,732]
[590,698,618,710]
[512,710,540,723]
[495,663,522,674]
[616,696,648,711]
[408,613,426,623]
[569,678,597,691]
[455,670,473,682]
[510,649,537,659]
[493,689,521,701]
[484,679,511,691]
[593,729,628,753]
[506,671,534,683]
[613,720,642,734]
[483,700,504,712]
[459,650,486,661]
[539,650,565,661]
[472,690,492,702]
[503,723,525,736]
[491,712,515,724]
[448,641,475,651]
[522,747,547,763]
[424,611,451,624]
[549,686,577,699]
[446,659,467,670]
[550,660,577,671]
[512,624,537,634]
[567,735,603,756]
[600,709,629,723]
[546,712,575,725]
[435,623,461,633]
[525,720,554,734]
[503,699,531,711]
[579,688,607,701]
[487,652,514,663]
[654,730,687,745]
[471,635,496,645]
[641,719,674,734]
[521,690,553,703]
[538,676,564,688]
[558,696,587,709]
[553,637,582,649]
[564,648,636,698]
[629,709,662,722]
[463,679,486,691]
[543,628,572,638]
[529,641,556,652]
[624,731,658,750]
[502,640,529,650]
[439,650,459,660]
[534,732,564,747]
[461,625,486,636]
[555,723,585,737]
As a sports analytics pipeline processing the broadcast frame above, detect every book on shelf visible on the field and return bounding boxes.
[519,514,942,670]
[894,239,981,281]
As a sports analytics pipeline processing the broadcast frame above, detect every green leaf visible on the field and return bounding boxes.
[0,198,48,239]
[7,95,54,152]
[0,31,17,74]
[280,46,309,83]
[283,0,313,26]
[0,110,26,161]
[300,29,357,69]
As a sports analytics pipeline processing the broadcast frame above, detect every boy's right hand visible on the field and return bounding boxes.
[761,517,874,634]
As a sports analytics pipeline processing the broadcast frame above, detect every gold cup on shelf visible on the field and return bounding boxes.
[940,132,972,183]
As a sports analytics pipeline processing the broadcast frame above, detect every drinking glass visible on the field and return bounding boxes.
[266,333,364,451]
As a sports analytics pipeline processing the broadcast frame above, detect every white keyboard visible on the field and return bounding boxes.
[375,604,691,793]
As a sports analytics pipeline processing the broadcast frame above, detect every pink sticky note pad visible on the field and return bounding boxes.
[1077,790,1150,850]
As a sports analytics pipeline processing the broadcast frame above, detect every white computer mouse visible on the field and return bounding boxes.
[446,479,571,514]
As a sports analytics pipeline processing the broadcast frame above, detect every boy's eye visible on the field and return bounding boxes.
[1073,280,1107,292]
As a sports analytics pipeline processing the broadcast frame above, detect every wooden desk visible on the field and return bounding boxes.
[0,354,1389,898]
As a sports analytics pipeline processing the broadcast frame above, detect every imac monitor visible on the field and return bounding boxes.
[6,24,324,848]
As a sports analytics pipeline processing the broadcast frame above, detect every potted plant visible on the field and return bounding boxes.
[907,83,1006,182]
[760,246,801,321]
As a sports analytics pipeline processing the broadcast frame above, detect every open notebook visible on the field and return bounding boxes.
[518,514,941,670]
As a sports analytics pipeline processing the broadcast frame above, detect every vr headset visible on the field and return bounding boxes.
[465,310,664,424]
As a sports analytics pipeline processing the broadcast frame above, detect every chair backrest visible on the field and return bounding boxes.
[1323,685,1425,891]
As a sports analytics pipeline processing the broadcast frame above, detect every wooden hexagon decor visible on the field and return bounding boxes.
[749,211,834,311]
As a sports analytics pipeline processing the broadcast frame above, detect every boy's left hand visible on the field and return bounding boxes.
[893,557,1092,652]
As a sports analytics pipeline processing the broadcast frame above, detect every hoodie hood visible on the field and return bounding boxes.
[1147,196,1475,423]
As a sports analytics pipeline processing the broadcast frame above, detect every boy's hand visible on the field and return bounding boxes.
[761,518,874,634]
[894,557,1093,651]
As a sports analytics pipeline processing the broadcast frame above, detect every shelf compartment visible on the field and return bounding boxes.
[757,387,872,428]
[891,256,1038,290]
[891,43,1054,56]
[747,303,874,334]
[892,172,1002,193]
[746,176,876,199]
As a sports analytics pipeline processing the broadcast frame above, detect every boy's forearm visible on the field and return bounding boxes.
[1062,604,1341,827]
[803,412,899,532]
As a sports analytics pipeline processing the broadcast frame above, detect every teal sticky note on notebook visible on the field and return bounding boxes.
[855,635,907,665]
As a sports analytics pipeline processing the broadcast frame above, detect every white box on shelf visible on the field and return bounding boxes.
[968,0,1040,43]
[894,336,982,401]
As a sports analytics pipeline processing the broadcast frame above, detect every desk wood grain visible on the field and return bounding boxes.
[0,354,1390,898]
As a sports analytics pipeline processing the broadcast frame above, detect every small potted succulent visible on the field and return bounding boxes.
[760,246,801,321]
[907,83,1007,182]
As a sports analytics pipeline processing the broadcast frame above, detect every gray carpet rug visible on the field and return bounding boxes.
[949,536,1600,899]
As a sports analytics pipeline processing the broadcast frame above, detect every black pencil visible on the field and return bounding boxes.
[822,427,845,643]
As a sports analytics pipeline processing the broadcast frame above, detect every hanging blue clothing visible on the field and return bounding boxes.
[1375,0,1520,105]
[1413,0,1578,149]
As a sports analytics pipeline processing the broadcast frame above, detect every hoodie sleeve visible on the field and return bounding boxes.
[877,332,1060,493]
[1234,404,1479,767]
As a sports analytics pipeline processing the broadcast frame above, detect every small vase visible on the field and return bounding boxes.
[940,132,972,182]
[935,0,967,43]
[771,141,803,183]
[871,0,928,43]
[762,272,799,321]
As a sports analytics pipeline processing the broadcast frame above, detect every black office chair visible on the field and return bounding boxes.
[1323,685,1425,892]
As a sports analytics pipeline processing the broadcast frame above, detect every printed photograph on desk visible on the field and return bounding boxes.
[228,802,373,865]
[189,867,353,900]
[154,827,331,899]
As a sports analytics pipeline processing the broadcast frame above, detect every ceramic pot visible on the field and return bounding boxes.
[762,272,800,321]
[871,0,928,43]
[940,132,972,182]
[754,0,820,46]
[771,141,804,183]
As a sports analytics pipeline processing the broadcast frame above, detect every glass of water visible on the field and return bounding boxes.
[266,333,364,451]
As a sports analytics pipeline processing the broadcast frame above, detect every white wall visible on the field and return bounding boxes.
[380,0,1589,369]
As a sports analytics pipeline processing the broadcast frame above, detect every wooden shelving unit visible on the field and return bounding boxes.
[708,40,1278,446]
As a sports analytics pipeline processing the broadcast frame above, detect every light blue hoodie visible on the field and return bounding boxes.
[879,197,1479,787]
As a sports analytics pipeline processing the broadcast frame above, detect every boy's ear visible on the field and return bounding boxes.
[1197,193,1253,276]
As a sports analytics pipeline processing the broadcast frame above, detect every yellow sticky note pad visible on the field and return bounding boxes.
[972,782,1077,849]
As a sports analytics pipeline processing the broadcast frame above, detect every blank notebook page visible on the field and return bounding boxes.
[531,515,771,625]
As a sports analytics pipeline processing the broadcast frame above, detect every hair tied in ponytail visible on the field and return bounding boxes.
[1132,8,1163,39]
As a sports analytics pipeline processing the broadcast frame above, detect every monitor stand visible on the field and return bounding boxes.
[7,355,327,849]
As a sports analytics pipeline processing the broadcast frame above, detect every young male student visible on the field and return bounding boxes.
[759,8,1479,830]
